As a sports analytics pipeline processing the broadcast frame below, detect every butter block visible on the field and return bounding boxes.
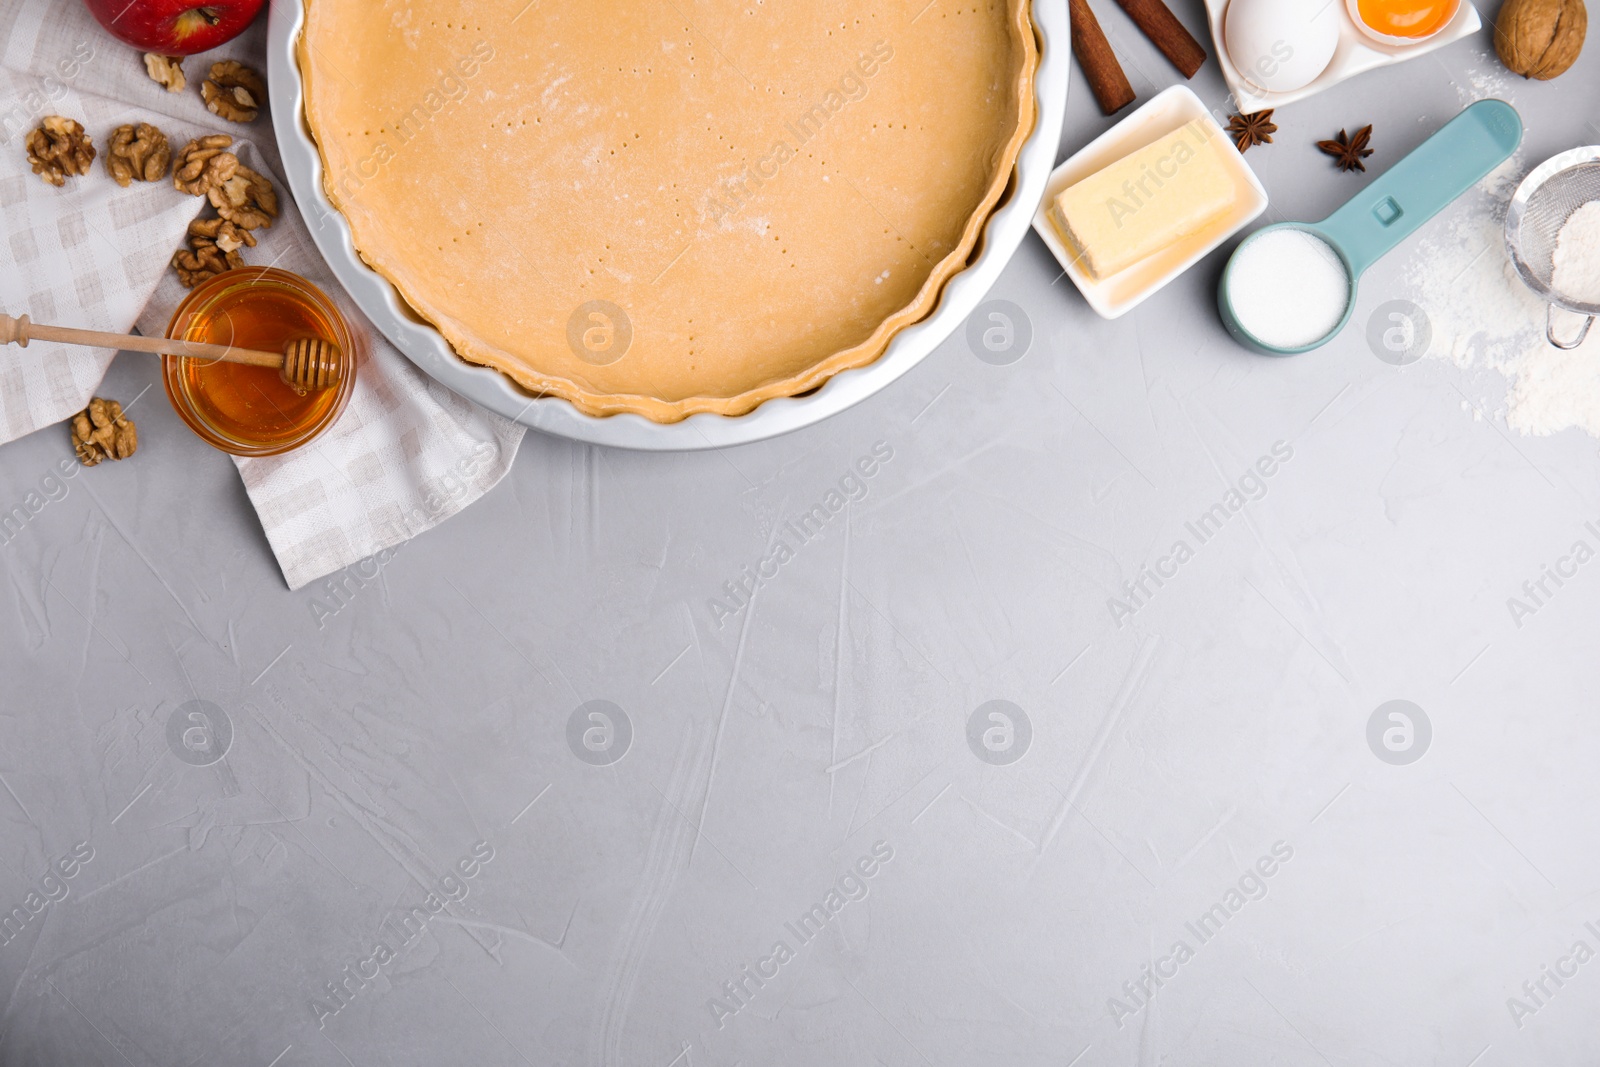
[1049,119,1236,280]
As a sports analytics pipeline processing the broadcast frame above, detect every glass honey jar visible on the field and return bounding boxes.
[163,267,358,457]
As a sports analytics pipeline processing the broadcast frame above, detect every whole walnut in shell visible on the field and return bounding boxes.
[1496,0,1587,79]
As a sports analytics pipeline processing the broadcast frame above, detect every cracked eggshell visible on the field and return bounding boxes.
[1224,0,1341,93]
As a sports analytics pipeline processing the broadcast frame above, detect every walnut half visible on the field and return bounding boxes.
[172,216,257,288]
[172,231,246,289]
[143,53,185,92]
[188,216,257,254]
[106,123,171,187]
[202,60,266,123]
[172,134,236,196]
[25,116,95,187]
[208,164,278,231]
[71,398,137,466]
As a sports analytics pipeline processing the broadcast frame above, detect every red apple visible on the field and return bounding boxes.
[81,0,267,55]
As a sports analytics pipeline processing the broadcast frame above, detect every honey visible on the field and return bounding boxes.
[1350,0,1459,39]
[163,268,357,456]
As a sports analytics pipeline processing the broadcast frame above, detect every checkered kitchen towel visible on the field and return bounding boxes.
[0,0,524,589]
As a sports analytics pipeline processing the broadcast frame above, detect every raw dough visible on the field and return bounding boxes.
[299,0,1038,421]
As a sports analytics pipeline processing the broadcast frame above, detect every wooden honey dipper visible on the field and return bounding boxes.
[0,312,344,391]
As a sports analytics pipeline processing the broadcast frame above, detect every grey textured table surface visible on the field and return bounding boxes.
[5,5,1600,1066]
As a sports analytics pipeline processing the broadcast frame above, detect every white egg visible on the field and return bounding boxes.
[1223,0,1340,94]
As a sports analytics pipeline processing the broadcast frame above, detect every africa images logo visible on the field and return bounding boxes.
[1366,700,1431,765]
[566,300,632,366]
[566,700,633,766]
[706,841,895,1030]
[966,700,1031,766]
[165,700,232,767]
[707,442,894,628]
[966,300,1033,366]
[1106,841,1294,1028]
[0,842,95,948]
[1108,441,1293,628]
[702,41,894,225]
[311,840,496,1028]
[326,41,495,202]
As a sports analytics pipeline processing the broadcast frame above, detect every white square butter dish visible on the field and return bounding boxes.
[1032,86,1269,321]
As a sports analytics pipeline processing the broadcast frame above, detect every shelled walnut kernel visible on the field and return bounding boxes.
[71,398,137,466]
[143,53,185,92]
[172,226,246,289]
[106,122,171,187]
[209,165,278,230]
[201,60,266,123]
[172,134,237,196]
[25,116,95,186]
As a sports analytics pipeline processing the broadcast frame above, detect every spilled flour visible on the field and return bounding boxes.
[1400,64,1600,437]
[1405,198,1600,438]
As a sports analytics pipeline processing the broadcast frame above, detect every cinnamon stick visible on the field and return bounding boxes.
[1112,0,1207,79]
[1069,0,1136,115]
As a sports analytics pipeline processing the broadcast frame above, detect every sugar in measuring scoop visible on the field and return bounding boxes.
[1226,229,1351,349]
[1220,100,1522,355]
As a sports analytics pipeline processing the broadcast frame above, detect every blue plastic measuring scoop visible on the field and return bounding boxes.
[1219,99,1523,355]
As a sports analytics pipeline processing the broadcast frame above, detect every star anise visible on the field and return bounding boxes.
[1317,125,1374,172]
[1226,109,1277,153]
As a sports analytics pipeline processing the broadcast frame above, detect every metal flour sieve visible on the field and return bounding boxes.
[1505,146,1600,349]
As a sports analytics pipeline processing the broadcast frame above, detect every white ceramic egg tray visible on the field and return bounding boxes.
[1205,0,1481,111]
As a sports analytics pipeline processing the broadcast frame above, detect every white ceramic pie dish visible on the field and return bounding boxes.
[267,1,1068,451]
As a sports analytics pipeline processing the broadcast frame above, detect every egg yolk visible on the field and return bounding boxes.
[1354,0,1459,37]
